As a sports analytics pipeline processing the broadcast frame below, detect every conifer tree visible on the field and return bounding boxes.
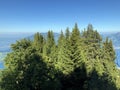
[43,31,55,56]
[11,39,31,51]
[103,37,116,61]
[65,27,70,40]
[69,23,83,68]
[55,30,74,75]
[33,32,44,53]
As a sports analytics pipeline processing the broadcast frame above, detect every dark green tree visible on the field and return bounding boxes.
[11,39,32,51]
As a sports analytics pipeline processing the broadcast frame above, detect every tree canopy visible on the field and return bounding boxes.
[0,24,120,90]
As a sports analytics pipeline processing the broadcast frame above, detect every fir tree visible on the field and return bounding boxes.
[33,32,44,53]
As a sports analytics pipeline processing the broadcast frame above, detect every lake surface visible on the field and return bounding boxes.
[0,62,4,69]
[0,33,34,69]
[115,49,120,67]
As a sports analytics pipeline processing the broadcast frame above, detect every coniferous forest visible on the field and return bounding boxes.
[0,24,120,90]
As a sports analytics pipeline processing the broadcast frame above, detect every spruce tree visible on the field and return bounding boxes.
[103,37,116,61]
[65,27,70,40]
[55,30,74,75]
[43,30,55,56]
[33,32,44,53]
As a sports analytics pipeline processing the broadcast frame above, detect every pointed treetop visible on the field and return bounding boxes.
[87,24,93,31]
[71,23,80,39]
[65,27,70,40]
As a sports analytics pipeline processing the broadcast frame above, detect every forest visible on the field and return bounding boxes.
[0,24,120,90]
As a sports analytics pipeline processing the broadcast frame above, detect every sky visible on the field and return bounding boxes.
[0,0,120,33]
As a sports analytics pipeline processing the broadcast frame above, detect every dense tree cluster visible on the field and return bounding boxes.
[0,24,120,90]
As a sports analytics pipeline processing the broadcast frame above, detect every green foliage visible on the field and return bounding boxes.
[43,30,55,56]
[0,23,120,90]
[65,27,70,40]
[82,24,102,44]
[33,32,44,53]
[11,39,32,51]
[55,30,74,75]
[103,37,116,61]
[1,46,61,90]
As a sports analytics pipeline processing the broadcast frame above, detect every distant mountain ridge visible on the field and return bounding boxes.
[101,32,120,47]
[0,32,34,52]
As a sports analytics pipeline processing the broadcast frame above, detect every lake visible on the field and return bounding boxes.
[0,32,34,69]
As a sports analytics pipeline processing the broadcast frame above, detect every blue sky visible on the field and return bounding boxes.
[0,0,120,33]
